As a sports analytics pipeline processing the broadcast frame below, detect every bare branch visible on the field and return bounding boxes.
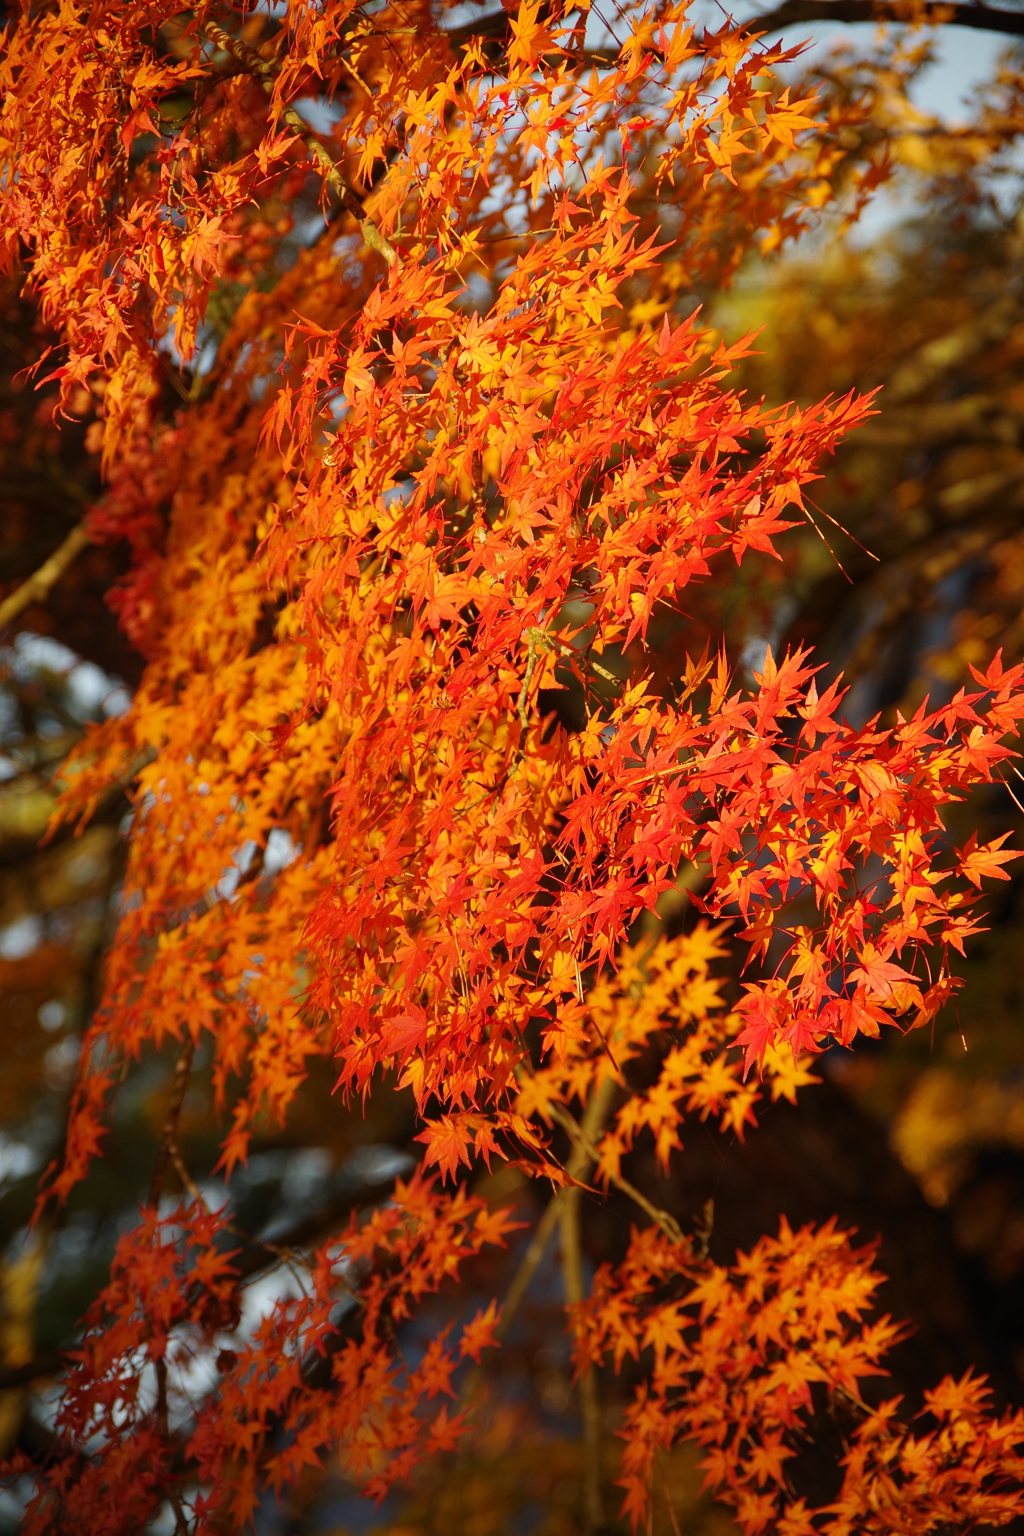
[0,524,91,634]
[735,0,1024,37]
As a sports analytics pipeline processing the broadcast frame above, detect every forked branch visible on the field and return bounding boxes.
[547,1099,688,1245]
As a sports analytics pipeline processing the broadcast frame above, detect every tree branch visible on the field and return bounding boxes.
[145,1037,196,1528]
[0,524,91,634]
[852,394,1024,448]
[0,1234,50,1457]
[495,1074,620,1343]
[492,1184,566,1346]
[546,1099,688,1246]
[461,1074,620,1408]
[0,1161,407,1395]
[885,297,1020,405]
[202,20,396,266]
[444,0,1024,69]
[0,1351,63,1395]
[736,0,1024,37]
[148,1038,196,1210]
[560,1184,605,1535]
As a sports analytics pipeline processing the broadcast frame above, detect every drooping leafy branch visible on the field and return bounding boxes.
[2,0,1024,1531]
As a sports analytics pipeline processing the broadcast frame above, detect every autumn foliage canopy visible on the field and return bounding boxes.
[2,0,1024,1530]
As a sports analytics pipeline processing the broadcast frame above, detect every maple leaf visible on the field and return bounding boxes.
[956,830,1022,889]
[745,1432,795,1487]
[459,1300,501,1362]
[417,1117,474,1181]
[796,676,845,742]
[641,1304,688,1366]
[847,944,918,1003]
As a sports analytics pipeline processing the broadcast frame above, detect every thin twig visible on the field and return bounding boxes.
[799,504,854,584]
[147,1042,198,1533]
[561,1183,605,1534]
[148,1038,196,1210]
[461,1075,619,1404]
[656,1454,684,1536]
[201,21,396,265]
[168,1142,205,1208]
[565,921,620,1071]
[0,525,91,633]
[167,1140,299,1277]
[5,1153,397,1394]
[546,1099,687,1245]
[694,1197,715,1261]
[517,626,544,731]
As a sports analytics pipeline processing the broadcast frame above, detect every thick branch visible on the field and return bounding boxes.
[885,297,1020,405]
[737,0,1024,36]
[445,0,1024,68]
[0,1351,63,1394]
[853,394,1024,448]
[0,524,91,633]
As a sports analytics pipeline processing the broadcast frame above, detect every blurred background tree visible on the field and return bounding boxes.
[5,5,1024,1533]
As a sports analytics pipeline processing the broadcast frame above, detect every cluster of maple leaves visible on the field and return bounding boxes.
[582,1217,1024,1533]
[2,0,1024,1530]
[35,1181,513,1533]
